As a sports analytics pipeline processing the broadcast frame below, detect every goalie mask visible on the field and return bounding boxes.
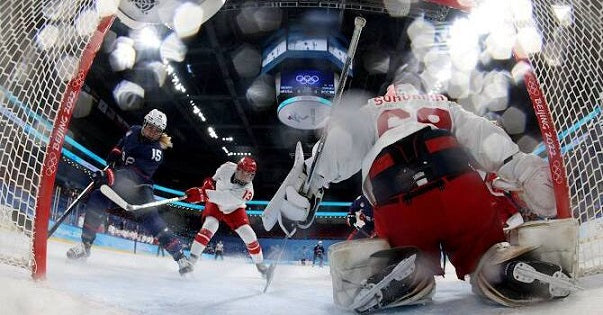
[142,109,167,141]
[234,156,256,185]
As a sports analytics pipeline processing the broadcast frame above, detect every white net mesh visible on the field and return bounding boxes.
[527,0,603,275]
[0,0,101,274]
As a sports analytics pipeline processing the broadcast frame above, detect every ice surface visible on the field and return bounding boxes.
[1,239,602,315]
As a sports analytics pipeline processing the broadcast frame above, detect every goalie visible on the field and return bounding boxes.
[264,82,578,312]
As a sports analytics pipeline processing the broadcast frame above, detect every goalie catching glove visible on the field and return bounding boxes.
[496,152,556,218]
[262,142,326,236]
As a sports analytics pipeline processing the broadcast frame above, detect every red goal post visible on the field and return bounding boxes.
[0,0,114,279]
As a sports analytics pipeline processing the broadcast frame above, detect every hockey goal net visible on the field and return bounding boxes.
[522,0,603,276]
[0,0,112,279]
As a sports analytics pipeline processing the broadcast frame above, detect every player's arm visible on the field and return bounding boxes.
[263,103,376,234]
[184,177,215,204]
[449,103,556,217]
[106,128,131,167]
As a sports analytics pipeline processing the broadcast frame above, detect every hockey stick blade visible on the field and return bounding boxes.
[262,236,290,293]
[100,185,186,211]
[262,263,277,293]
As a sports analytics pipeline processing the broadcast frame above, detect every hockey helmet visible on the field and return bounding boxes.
[142,109,167,140]
[234,156,256,185]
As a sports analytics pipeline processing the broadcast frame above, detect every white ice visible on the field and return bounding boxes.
[1,239,603,315]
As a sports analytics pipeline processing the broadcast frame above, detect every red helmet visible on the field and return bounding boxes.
[237,156,257,173]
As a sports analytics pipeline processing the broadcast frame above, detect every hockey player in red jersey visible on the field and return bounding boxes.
[263,82,579,312]
[184,157,271,276]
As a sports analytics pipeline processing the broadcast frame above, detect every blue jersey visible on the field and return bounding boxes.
[348,195,373,219]
[115,125,163,180]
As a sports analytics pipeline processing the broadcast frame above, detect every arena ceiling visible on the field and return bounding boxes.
[68,0,540,202]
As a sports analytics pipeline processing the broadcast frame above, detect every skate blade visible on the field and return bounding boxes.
[513,262,582,292]
[350,254,416,310]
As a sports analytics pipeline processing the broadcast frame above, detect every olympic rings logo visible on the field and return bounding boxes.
[296,74,320,85]
[551,160,564,184]
[45,152,59,176]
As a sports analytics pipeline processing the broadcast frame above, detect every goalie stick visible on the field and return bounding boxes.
[100,185,186,211]
[297,16,366,229]
[267,16,367,236]
[48,166,109,238]
[262,234,289,293]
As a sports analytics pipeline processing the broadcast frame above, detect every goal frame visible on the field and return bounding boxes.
[31,16,115,280]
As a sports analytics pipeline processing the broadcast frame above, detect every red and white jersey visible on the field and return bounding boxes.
[308,86,520,204]
[207,162,254,214]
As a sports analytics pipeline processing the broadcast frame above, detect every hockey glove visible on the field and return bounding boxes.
[92,168,115,187]
[106,147,122,167]
[497,152,556,218]
[347,213,356,227]
[263,142,326,236]
[184,187,204,203]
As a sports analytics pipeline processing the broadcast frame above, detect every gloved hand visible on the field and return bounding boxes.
[346,213,356,227]
[92,168,114,187]
[497,152,556,218]
[262,142,326,236]
[184,187,204,203]
[106,147,122,167]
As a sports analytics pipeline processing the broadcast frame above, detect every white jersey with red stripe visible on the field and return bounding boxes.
[308,86,520,204]
[208,162,254,214]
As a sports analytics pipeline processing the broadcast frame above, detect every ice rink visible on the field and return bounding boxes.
[1,239,603,315]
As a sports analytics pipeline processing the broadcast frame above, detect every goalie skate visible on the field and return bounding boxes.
[350,254,417,311]
[508,261,581,296]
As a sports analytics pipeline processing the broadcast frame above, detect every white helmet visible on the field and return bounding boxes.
[318,241,323,245]
[144,109,167,131]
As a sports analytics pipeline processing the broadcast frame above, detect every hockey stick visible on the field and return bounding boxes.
[100,185,186,212]
[262,234,290,293]
[298,16,366,229]
[47,166,109,238]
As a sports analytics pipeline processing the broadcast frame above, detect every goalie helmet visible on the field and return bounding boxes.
[234,156,256,185]
[144,109,167,132]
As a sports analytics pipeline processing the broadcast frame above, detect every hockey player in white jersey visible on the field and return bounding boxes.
[184,157,271,277]
[263,82,579,312]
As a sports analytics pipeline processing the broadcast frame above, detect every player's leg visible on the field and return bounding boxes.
[329,239,436,313]
[139,209,193,275]
[227,208,268,276]
[66,189,111,260]
[190,205,221,264]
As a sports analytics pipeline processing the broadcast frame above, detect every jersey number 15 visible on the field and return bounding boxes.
[151,148,162,162]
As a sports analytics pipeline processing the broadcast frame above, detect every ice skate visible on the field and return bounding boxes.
[351,254,418,312]
[66,242,91,260]
[177,256,194,275]
[502,260,579,299]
